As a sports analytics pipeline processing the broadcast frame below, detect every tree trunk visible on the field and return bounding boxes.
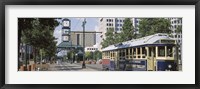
[19,42,23,70]
[34,47,38,71]
[29,45,31,64]
[24,44,27,71]
[40,49,43,70]
[33,47,36,64]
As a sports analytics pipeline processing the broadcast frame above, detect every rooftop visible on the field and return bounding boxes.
[102,33,174,51]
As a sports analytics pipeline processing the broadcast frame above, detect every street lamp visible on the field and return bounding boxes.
[82,18,86,68]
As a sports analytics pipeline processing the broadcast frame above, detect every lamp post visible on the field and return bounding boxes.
[82,18,86,68]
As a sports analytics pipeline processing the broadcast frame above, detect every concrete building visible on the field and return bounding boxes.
[99,18,132,39]
[70,31,96,47]
[99,18,136,50]
[167,18,182,44]
[132,18,140,34]
[85,47,98,52]
[167,18,182,65]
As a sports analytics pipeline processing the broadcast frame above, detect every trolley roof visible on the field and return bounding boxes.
[102,33,175,52]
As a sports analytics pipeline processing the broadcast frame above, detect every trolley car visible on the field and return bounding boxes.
[102,33,178,71]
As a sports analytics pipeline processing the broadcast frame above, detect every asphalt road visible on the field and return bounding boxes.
[48,62,103,71]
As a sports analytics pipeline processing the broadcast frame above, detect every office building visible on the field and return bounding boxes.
[70,31,96,47]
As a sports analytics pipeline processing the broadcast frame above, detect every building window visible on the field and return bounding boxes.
[107,19,109,22]
[107,23,109,26]
[177,20,179,24]
[77,34,80,45]
[174,20,176,24]
[175,35,177,38]
[116,28,119,31]
[116,20,119,22]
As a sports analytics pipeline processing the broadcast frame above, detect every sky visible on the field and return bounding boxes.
[53,18,101,46]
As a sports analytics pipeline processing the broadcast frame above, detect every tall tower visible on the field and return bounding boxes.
[62,18,71,42]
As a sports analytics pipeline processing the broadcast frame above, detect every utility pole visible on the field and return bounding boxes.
[82,18,86,68]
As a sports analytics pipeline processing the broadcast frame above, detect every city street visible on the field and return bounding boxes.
[48,62,103,71]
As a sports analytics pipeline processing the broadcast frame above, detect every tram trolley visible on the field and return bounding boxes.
[102,59,115,71]
[102,33,178,71]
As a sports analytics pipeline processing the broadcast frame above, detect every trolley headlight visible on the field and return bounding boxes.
[168,64,172,69]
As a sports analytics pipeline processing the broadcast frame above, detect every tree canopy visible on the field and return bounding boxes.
[101,18,135,48]
[101,18,172,49]
[18,18,59,64]
[138,18,171,37]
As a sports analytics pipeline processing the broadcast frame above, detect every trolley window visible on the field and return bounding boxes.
[133,48,136,58]
[149,47,156,57]
[119,50,121,57]
[167,46,173,57]
[142,47,146,58]
[126,48,129,55]
[130,48,133,58]
[122,49,125,58]
[137,48,141,58]
[158,46,165,57]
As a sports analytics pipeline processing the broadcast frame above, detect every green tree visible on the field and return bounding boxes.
[85,51,92,60]
[22,20,57,63]
[18,18,36,69]
[19,18,59,70]
[120,18,135,40]
[101,28,116,48]
[93,51,102,60]
[101,18,135,48]
[138,18,171,37]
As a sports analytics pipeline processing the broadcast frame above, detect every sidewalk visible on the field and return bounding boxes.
[48,63,58,71]
[63,62,98,71]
